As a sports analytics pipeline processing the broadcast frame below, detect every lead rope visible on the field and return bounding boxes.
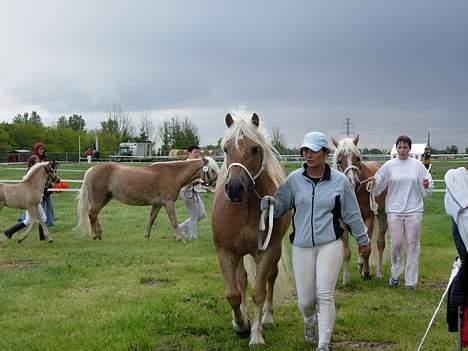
[364,179,379,215]
[416,258,461,351]
[258,202,274,251]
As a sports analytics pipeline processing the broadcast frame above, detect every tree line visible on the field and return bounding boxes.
[0,108,465,158]
[0,106,206,157]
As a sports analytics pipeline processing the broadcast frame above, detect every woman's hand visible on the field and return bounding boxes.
[422,178,430,189]
[358,243,371,259]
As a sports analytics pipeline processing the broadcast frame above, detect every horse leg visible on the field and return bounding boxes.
[89,209,101,240]
[17,206,40,243]
[342,230,351,285]
[262,261,278,327]
[163,201,183,241]
[376,212,388,278]
[249,250,280,346]
[359,216,373,280]
[236,258,249,328]
[217,249,250,336]
[144,205,161,240]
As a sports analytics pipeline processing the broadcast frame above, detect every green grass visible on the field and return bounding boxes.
[0,160,467,350]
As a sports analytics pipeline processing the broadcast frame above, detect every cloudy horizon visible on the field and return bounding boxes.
[1,1,467,150]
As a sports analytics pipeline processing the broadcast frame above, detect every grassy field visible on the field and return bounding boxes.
[0,160,466,350]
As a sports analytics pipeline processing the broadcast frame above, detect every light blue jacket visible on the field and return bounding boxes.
[262,164,369,248]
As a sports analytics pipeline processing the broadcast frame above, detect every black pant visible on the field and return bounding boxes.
[447,219,468,332]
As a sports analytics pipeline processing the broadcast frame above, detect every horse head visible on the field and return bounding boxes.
[332,135,362,192]
[222,113,265,202]
[200,156,220,187]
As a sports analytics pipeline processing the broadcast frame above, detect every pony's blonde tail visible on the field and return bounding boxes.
[76,169,92,235]
[244,240,295,305]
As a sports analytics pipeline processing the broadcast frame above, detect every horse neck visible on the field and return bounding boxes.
[174,159,203,187]
[24,168,47,193]
[253,172,277,199]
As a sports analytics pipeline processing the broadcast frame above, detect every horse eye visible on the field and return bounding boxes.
[223,147,228,154]
[251,147,260,155]
[337,160,341,164]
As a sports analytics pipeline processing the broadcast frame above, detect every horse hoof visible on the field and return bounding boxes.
[363,272,372,280]
[233,320,251,338]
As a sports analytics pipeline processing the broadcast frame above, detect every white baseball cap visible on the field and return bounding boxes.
[300,132,329,152]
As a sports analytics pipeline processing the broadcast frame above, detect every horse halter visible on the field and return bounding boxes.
[200,159,216,187]
[337,159,362,190]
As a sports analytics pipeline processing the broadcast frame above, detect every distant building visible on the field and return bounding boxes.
[390,143,427,160]
[7,149,31,163]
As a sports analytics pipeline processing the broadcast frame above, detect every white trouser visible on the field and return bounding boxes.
[179,188,205,240]
[292,239,344,347]
[23,203,47,225]
[387,213,423,287]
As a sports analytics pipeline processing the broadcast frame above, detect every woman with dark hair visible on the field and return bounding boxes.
[370,135,433,289]
[261,131,370,351]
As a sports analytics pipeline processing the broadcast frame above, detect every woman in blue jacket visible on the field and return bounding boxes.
[261,131,370,351]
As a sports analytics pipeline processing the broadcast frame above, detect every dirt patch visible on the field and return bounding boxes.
[334,341,395,350]
[420,281,446,289]
[0,258,40,271]
[139,276,173,287]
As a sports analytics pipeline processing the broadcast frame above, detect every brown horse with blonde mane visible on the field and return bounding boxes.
[0,161,59,243]
[332,135,388,284]
[212,112,292,346]
[77,157,219,240]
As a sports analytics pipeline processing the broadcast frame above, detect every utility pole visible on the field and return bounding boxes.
[427,130,431,148]
[341,117,355,137]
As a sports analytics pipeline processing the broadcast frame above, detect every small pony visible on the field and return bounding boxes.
[0,161,60,243]
[77,157,218,240]
[332,135,388,284]
[212,112,292,346]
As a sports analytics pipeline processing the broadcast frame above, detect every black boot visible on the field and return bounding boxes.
[38,225,46,241]
[3,222,27,239]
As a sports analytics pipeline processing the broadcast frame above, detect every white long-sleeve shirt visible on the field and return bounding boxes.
[444,167,468,250]
[373,157,433,214]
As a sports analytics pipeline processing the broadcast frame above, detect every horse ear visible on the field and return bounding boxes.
[353,134,360,145]
[251,113,259,127]
[331,137,339,148]
[225,114,234,127]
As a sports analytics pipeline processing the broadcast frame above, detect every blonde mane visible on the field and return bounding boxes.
[22,161,49,181]
[333,138,361,168]
[219,111,285,187]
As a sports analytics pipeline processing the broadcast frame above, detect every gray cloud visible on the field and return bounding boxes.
[0,0,467,149]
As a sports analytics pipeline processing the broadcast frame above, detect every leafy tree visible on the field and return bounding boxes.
[446,145,458,154]
[13,111,43,126]
[156,116,200,155]
[0,124,11,152]
[135,112,155,142]
[271,127,287,153]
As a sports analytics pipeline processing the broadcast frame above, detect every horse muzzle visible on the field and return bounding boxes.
[224,180,245,203]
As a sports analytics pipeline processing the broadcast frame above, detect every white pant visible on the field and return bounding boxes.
[387,213,423,287]
[179,188,205,240]
[23,203,47,225]
[292,239,343,347]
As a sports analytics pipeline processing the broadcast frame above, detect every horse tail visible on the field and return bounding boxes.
[76,168,93,235]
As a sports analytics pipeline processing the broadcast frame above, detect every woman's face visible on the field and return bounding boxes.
[302,148,327,168]
[396,142,410,160]
[37,146,44,155]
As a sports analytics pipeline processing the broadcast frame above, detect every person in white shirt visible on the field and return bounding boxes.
[178,145,206,240]
[369,135,433,289]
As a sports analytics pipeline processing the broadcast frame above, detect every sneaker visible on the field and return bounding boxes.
[388,277,399,287]
[316,344,329,351]
[304,316,316,344]
[405,285,416,290]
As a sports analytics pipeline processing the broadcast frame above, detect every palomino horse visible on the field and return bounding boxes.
[0,161,59,243]
[77,157,219,240]
[332,135,388,284]
[212,112,291,346]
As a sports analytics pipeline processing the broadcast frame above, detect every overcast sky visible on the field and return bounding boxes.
[0,1,467,150]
